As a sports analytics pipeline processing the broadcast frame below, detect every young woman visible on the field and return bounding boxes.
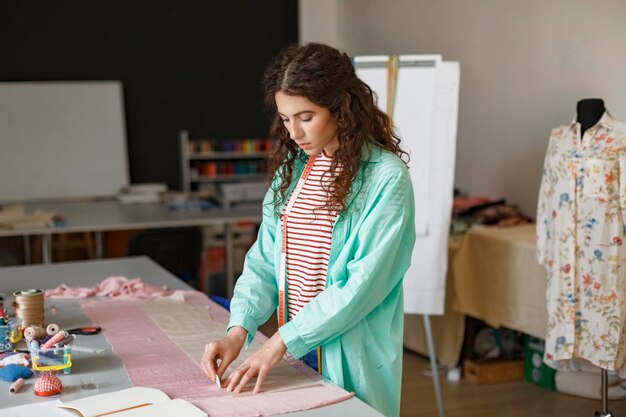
[201,43,416,417]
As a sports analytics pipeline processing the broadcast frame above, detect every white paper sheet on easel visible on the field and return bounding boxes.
[354,55,459,315]
[393,55,441,237]
[355,55,442,237]
[404,61,460,315]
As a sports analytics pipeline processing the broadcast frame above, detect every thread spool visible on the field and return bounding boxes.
[12,289,44,328]
[54,334,76,347]
[24,325,47,342]
[46,323,60,336]
[41,331,68,350]
[10,378,25,394]
[29,340,40,352]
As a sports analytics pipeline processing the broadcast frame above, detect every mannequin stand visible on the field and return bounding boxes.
[594,369,613,417]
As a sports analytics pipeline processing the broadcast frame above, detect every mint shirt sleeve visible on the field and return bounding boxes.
[278,167,415,359]
[227,182,280,348]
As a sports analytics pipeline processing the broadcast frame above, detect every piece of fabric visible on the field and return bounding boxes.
[138,300,320,394]
[537,112,626,375]
[45,276,186,301]
[0,353,30,367]
[81,294,353,417]
[228,144,416,417]
[0,364,33,382]
[284,150,340,320]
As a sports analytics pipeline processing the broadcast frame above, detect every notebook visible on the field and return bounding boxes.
[58,387,207,417]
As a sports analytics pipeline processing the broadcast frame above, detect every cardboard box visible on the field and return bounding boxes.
[464,358,524,384]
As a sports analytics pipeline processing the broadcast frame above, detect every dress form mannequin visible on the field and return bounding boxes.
[577,98,606,139]
[576,98,614,417]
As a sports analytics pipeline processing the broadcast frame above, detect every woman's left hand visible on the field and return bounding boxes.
[224,331,287,394]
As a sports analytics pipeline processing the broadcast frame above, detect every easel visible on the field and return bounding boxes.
[354,55,460,417]
[424,315,445,417]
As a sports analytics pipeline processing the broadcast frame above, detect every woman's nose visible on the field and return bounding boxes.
[289,122,304,140]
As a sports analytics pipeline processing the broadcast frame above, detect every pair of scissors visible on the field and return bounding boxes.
[66,326,101,335]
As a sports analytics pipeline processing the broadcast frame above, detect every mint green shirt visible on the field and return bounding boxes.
[228,144,416,417]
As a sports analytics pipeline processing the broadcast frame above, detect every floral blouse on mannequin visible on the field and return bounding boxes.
[537,112,626,375]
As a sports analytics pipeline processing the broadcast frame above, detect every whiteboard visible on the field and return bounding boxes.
[0,82,129,203]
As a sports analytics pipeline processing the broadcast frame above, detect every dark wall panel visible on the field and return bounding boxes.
[0,1,298,190]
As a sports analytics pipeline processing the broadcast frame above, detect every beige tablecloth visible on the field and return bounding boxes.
[452,224,547,339]
[403,225,548,367]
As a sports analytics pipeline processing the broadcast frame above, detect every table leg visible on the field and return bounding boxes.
[225,223,234,299]
[95,231,103,259]
[23,235,31,264]
[42,234,51,264]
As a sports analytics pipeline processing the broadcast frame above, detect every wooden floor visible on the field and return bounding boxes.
[259,320,626,416]
[401,349,626,417]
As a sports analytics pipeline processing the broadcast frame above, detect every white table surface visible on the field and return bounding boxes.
[0,199,263,297]
[0,200,262,237]
[0,257,382,416]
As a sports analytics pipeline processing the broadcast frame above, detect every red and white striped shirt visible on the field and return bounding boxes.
[283,151,340,320]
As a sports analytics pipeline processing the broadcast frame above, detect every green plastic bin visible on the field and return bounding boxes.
[523,334,556,390]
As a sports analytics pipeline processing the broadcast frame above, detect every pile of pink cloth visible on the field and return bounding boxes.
[45,276,185,300]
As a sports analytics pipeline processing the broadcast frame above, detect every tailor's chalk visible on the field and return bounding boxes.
[68,345,107,354]
[29,340,40,352]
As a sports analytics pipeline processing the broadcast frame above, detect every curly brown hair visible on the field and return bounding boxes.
[263,43,408,213]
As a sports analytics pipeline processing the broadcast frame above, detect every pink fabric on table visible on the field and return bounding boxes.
[193,384,354,417]
[81,293,354,417]
[45,276,188,300]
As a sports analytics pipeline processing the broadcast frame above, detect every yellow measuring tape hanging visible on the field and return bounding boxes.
[386,55,400,118]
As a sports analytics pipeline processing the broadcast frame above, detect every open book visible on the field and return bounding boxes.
[58,387,207,417]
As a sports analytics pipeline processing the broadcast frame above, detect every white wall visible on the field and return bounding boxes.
[300,0,626,217]
[298,0,341,47]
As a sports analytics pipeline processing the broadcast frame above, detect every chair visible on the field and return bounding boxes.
[127,227,202,287]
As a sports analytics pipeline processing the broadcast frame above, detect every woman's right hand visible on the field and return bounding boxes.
[201,326,247,385]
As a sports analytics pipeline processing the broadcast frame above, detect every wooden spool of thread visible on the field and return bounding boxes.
[46,323,60,336]
[10,378,25,393]
[12,289,44,328]
[41,330,68,350]
[24,325,47,341]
